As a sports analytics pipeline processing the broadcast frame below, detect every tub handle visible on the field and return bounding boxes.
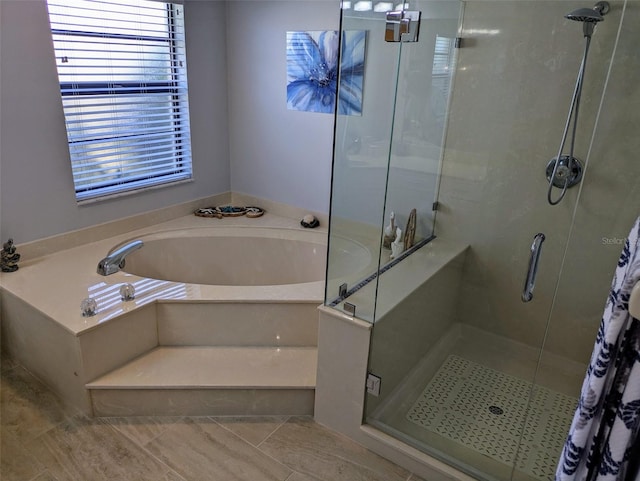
[522,233,545,303]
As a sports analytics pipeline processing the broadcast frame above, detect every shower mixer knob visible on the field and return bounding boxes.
[546,155,584,189]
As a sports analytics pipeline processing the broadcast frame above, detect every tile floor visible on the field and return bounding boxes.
[1,355,425,481]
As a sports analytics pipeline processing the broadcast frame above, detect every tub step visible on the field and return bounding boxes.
[86,346,316,417]
[156,302,319,347]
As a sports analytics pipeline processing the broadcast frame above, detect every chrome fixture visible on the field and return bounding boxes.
[385,10,421,42]
[97,240,143,276]
[566,1,610,36]
[546,1,609,205]
[343,302,356,316]
[80,297,97,317]
[546,155,584,189]
[522,233,546,302]
[119,283,136,301]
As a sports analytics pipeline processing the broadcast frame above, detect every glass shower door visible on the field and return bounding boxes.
[325,1,458,322]
[521,3,639,479]
[361,1,634,480]
[324,5,404,321]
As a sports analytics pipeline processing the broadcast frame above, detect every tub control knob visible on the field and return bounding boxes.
[119,283,136,301]
[80,297,97,317]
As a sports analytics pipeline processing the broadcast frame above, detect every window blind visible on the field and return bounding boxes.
[432,35,454,98]
[47,0,192,202]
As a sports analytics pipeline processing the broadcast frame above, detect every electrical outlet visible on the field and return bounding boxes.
[366,373,381,396]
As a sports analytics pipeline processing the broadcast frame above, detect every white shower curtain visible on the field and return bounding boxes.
[556,216,640,481]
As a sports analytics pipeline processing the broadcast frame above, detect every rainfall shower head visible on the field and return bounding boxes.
[565,1,609,36]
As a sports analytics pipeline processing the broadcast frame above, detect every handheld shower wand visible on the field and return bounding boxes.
[546,1,609,206]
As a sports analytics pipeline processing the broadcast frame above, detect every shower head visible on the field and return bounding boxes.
[565,2,609,36]
[566,1,610,22]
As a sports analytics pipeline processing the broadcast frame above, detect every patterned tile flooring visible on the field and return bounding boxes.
[1,355,423,481]
[406,356,576,481]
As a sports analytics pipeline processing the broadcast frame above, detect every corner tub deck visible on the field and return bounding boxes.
[0,212,329,416]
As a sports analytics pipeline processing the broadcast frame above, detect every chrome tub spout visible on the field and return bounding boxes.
[97,240,143,276]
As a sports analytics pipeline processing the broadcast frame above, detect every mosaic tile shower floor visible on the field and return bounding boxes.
[405,355,577,481]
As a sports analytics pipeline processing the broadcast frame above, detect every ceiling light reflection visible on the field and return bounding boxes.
[465,29,501,36]
[374,2,394,12]
[354,1,372,11]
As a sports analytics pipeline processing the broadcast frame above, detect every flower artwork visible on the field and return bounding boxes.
[286,30,366,115]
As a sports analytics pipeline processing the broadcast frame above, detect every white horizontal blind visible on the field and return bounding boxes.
[47,0,192,201]
[432,35,454,99]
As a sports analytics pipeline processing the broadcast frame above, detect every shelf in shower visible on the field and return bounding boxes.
[332,238,468,322]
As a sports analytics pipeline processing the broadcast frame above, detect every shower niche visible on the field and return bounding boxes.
[323,1,638,480]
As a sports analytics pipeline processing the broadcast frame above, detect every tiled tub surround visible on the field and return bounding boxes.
[0,205,329,416]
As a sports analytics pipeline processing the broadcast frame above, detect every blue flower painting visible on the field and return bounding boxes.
[286,30,366,115]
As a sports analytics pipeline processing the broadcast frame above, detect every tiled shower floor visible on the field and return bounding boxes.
[405,355,577,481]
[366,325,585,481]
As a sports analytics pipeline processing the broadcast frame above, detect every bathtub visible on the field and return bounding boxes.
[116,226,371,289]
[0,212,375,416]
[119,227,327,286]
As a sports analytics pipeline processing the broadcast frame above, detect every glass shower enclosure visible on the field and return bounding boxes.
[324,1,639,480]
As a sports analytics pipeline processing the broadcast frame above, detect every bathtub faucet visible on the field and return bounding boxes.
[97,240,143,276]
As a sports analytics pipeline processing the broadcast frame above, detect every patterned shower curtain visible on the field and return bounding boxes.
[556,216,640,481]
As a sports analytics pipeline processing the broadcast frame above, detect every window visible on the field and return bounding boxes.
[47,0,192,202]
[432,35,455,100]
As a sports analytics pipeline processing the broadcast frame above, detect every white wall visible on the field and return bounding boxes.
[0,0,339,244]
[226,1,340,215]
[0,0,230,244]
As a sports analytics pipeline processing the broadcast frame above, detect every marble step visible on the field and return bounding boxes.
[86,346,317,417]
[155,302,319,347]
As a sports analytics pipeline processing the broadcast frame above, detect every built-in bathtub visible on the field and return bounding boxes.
[119,227,329,286]
[0,212,372,416]
[84,225,374,416]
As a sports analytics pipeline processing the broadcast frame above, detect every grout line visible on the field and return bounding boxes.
[3,427,49,481]
[101,415,186,448]
[122,418,195,481]
[256,414,291,449]
[208,415,295,474]
[259,416,410,481]
[209,415,239,436]
[24,469,51,481]
[3,364,79,445]
[285,469,325,481]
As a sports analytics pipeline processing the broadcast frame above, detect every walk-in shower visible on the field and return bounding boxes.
[546,1,610,205]
[324,1,638,480]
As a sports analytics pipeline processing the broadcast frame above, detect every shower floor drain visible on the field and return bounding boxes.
[405,355,577,481]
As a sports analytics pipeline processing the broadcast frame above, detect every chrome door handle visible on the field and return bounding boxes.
[522,233,546,302]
